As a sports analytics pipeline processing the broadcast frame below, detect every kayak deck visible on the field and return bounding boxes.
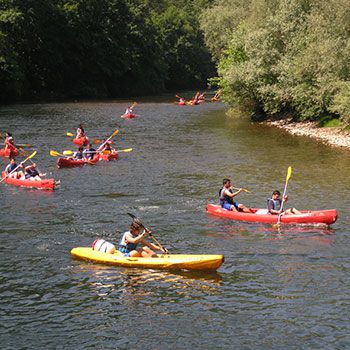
[207,204,338,225]
[71,247,224,271]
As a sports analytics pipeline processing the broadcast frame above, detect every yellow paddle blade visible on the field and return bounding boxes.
[50,150,60,157]
[66,132,74,137]
[27,151,37,159]
[120,148,132,152]
[63,150,74,155]
[286,166,292,183]
[111,129,119,138]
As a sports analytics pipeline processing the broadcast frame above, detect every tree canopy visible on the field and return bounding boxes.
[200,0,350,123]
[0,0,215,102]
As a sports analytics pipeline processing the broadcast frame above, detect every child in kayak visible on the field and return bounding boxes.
[267,190,301,215]
[118,218,163,257]
[73,147,84,159]
[24,163,46,181]
[4,158,25,179]
[219,178,252,213]
[83,143,96,160]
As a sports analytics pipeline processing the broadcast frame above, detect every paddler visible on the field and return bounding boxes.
[97,139,112,153]
[4,157,25,179]
[83,143,96,160]
[24,163,46,181]
[72,146,84,159]
[76,124,85,139]
[125,105,134,115]
[267,190,301,215]
[219,178,252,213]
[118,218,164,257]
[4,132,17,157]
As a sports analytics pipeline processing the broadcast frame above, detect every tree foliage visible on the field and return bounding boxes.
[201,0,350,123]
[0,0,215,102]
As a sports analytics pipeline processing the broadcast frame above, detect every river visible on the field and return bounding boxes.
[1,98,349,349]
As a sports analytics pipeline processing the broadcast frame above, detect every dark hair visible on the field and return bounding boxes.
[223,178,231,185]
[6,132,12,137]
[78,124,84,133]
[272,190,281,196]
[78,146,84,151]
[130,218,143,230]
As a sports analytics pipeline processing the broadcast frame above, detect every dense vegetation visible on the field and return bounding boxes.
[0,0,215,102]
[200,0,350,123]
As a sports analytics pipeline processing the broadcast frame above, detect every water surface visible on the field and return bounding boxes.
[1,99,349,349]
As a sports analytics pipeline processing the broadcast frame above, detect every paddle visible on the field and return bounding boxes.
[127,213,168,254]
[50,150,66,157]
[231,186,251,193]
[66,132,74,137]
[275,166,292,228]
[63,147,132,156]
[0,151,37,184]
[96,129,119,152]
[16,143,33,148]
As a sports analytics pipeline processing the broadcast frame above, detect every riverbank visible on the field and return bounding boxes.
[263,118,350,149]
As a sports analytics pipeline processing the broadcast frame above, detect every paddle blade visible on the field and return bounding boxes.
[28,150,37,159]
[119,148,132,153]
[93,138,101,144]
[63,150,74,155]
[111,129,119,138]
[50,150,60,157]
[66,132,74,137]
[286,166,292,183]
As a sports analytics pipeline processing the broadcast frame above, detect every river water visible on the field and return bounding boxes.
[1,98,349,349]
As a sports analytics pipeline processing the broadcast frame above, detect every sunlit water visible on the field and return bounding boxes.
[1,98,349,349]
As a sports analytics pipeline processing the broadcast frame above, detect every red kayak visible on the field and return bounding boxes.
[0,147,19,157]
[1,171,55,190]
[206,204,338,226]
[121,113,137,119]
[72,136,89,146]
[57,157,97,168]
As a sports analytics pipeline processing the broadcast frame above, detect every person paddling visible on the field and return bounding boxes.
[267,190,301,215]
[4,158,24,179]
[83,143,96,160]
[76,124,85,139]
[118,218,164,257]
[72,146,84,160]
[24,163,46,181]
[219,178,252,213]
[125,105,134,115]
[4,132,18,157]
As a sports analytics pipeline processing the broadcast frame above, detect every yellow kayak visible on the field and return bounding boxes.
[71,247,224,271]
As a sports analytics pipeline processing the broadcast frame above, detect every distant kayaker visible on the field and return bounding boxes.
[211,89,222,102]
[76,124,85,138]
[4,133,17,157]
[4,158,24,179]
[267,190,301,215]
[219,178,252,213]
[118,218,163,257]
[83,143,96,160]
[24,163,45,181]
[125,105,134,115]
[73,146,84,159]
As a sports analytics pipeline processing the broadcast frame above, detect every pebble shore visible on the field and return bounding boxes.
[264,118,350,150]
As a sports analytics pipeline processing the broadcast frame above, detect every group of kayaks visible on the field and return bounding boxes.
[2,99,340,273]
